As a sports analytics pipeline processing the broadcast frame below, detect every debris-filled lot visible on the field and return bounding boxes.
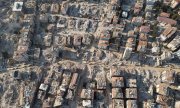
[0,0,180,108]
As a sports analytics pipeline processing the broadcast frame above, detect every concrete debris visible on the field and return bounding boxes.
[0,0,179,108]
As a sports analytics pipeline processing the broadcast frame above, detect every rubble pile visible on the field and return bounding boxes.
[0,0,179,108]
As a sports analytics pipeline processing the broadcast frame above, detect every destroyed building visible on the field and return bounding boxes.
[112,88,124,99]
[1,0,180,107]
[126,79,137,88]
[126,88,137,99]
[167,35,180,51]
[50,3,59,14]
[80,88,94,108]
[96,78,107,90]
[156,83,170,96]
[137,33,148,53]
[157,17,177,25]
[112,99,124,108]
[160,26,177,42]
[156,95,173,107]
[110,66,125,77]
[98,30,111,50]
[80,89,94,100]
[132,17,144,25]
[126,100,138,108]
[161,70,175,84]
[69,72,80,90]
[59,49,80,60]
[112,77,124,88]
